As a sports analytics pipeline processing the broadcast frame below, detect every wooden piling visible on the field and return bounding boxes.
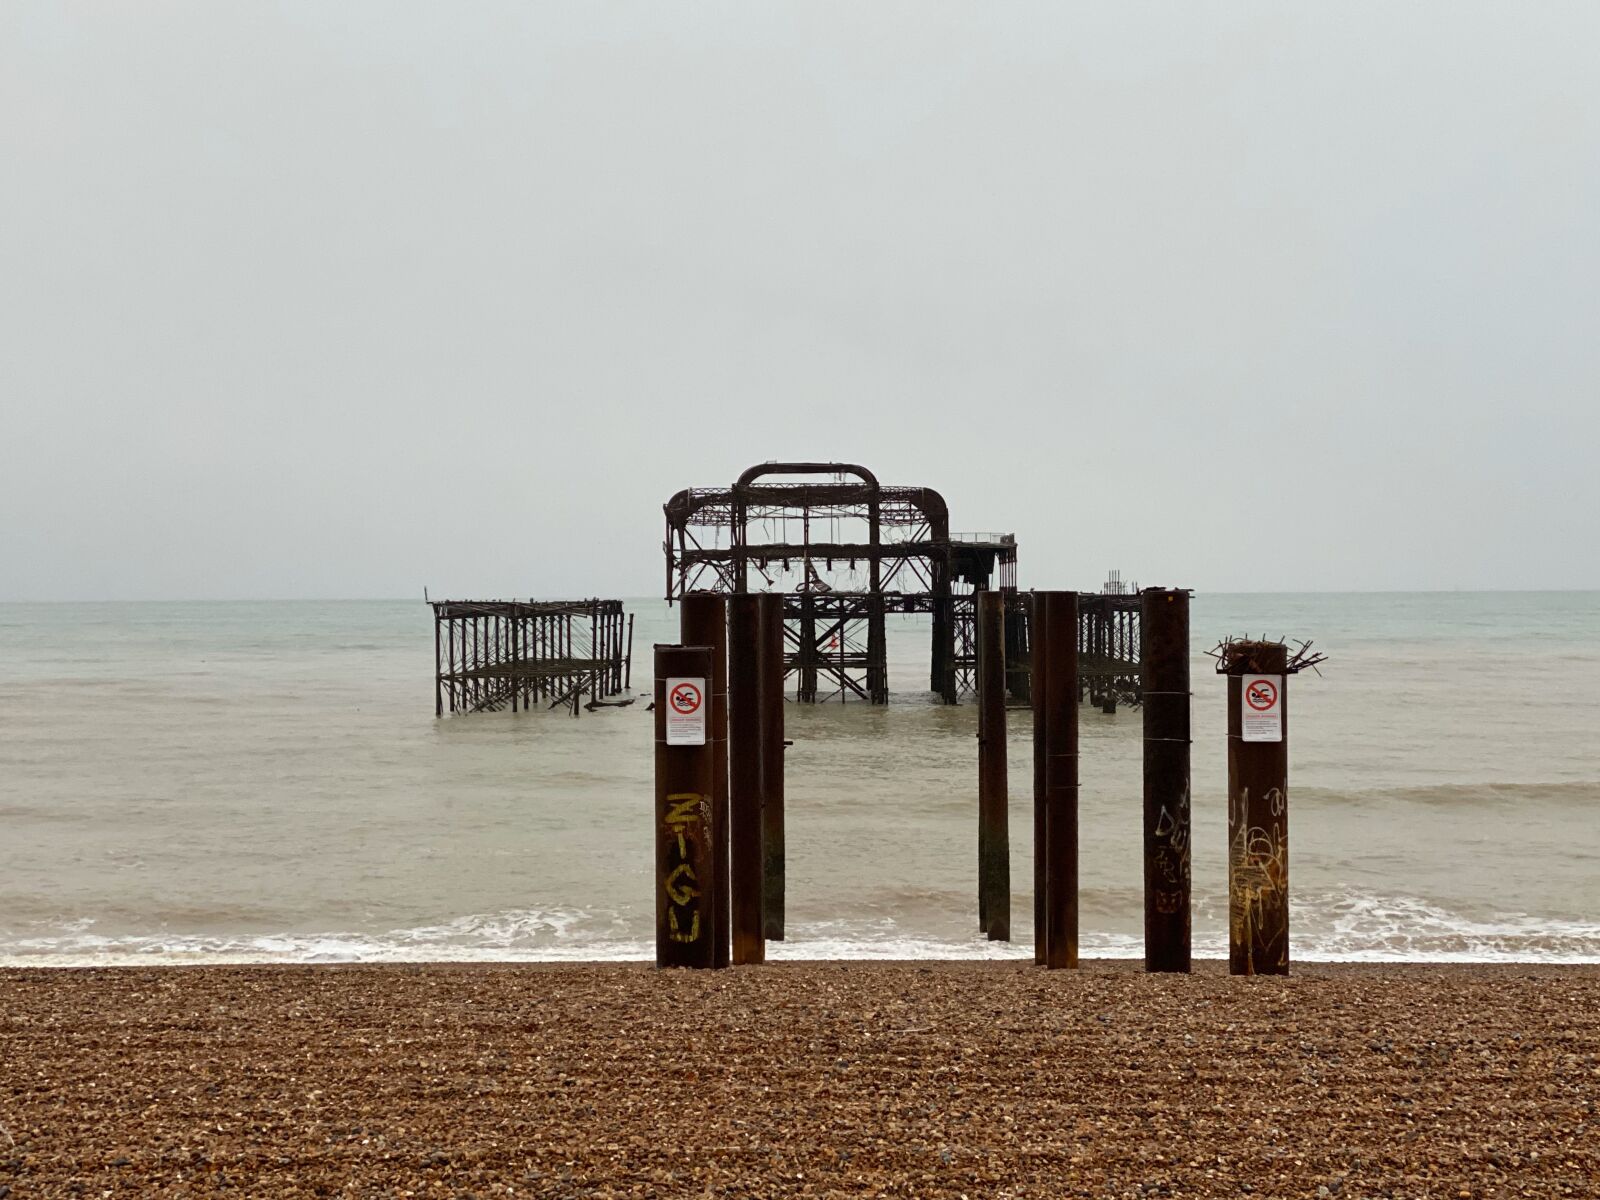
[728,594,766,964]
[976,590,1009,941]
[1225,640,1290,976]
[654,644,718,969]
[758,593,786,940]
[1039,590,1079,968]
[1141,588,1191,973]
[680,593,730,968]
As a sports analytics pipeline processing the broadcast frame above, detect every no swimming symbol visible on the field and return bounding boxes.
[1245,678,1278,712]
[664,676,708,746]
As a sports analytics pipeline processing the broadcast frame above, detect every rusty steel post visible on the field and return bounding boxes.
[976,590,1009,941]
[728,594,766,964]
[680,593,730,968]
[758,593,786,940]
[433,611,443,717]
[1226,640,1290,976]
[1040,590,1079,969]
[1141,588,1191,973]
[1030,592,1048,964]
[654,644,718,969]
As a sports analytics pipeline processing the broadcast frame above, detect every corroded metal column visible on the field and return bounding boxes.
[654,644,718,969]
[1031,592,1048,965]
[1141,588,1191,973]
[976,590,1009,940]
[758,592,786,940]
[1224,640,1290,976]
[728,594,766,964]
[680,593,729,968]
[1040,591,1079,969]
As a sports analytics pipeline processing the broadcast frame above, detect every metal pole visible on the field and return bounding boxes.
[976,590,1009,941]
[1141,588,1191,973]
[1041,590,1079,969]
[433,608,443,718]
[799,592,817,702]
[654,644,718,969]
[758,593,786,940]
[680,593,730,968]
[728,594,765,963]
[1226,641,1290,975]
[624,613,635,692]
[1030,592,1048,965]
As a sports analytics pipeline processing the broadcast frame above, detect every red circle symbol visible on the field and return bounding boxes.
[1245,679,1278,712]
[669,682,702,715]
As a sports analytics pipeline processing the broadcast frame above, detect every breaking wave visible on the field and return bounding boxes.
[5,892,1599,967]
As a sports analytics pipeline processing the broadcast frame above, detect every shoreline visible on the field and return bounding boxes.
[4,960,1596,1195]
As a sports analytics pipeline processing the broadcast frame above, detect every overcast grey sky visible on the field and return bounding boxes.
[3,2,1597,600]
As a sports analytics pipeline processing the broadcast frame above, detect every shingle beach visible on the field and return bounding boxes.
[3,961,1597,1197]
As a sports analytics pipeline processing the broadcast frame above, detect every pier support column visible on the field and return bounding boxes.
[680,593,730,968]
[654,644,718,969]
[728,594,766,964]
[976,591,1009,940]
[866,593,888,705]
[1141,588,1191,973]
[1030,592,1048,964]
[1224,641,1290,976]
[758,593,786,940]
[1038,591,1079,968]
[798,592,818,702]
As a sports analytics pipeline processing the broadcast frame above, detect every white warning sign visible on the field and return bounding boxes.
[1241,674,1283,743]
[665,677,707,746]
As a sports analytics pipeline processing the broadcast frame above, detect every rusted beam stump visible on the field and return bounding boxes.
[1039,591,1079,968]
[1222,640,1290,975]
[976,590,1009,940]
[728,594,766,964]
[758,592,786,940]
[680,593,729,967]
[654,644,718,968]
[1141,588,1191,973]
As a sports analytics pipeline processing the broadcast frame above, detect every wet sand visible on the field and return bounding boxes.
[2,960,1597,1197]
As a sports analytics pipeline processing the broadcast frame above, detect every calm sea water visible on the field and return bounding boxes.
[2,594,1597,965]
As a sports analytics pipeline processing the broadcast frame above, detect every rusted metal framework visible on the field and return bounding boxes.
[431,599,633,717]
[1078,594,1143,712]
[664,462,1018,704]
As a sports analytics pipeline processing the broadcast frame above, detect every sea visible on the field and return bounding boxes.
[2,593,1597,966]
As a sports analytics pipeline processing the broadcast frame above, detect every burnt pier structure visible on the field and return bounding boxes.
[431,599,633,716]
[665,462,1018,704]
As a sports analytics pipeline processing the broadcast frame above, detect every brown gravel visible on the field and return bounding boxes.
[2,960,1598,1198]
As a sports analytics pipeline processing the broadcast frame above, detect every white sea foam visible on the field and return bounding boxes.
[5,893,1599,967]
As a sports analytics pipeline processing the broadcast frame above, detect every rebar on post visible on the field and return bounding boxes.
[680,593,730,968]
[728,594,766,964]
[654,644,718,969]
[1038,591,1079,968]
[976,590,1009,941]
[1141,588,1191,973]
[758,593,786,940]
[1225,640,1290,976]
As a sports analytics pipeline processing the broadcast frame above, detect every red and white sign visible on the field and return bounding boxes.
[1241,674,1283,743]
[665,677,707,746]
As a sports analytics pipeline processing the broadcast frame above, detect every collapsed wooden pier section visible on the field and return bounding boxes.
[431,599,633,716]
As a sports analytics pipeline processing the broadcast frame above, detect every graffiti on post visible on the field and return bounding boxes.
[663,792,709,944]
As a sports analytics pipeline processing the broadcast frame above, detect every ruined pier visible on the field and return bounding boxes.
[431,598,633,716]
